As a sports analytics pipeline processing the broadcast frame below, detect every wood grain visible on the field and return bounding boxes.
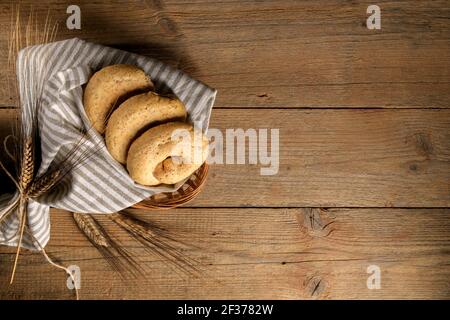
[1,108,449,207]
[0,208,449,299]
[198,108,450,207]
[0,0,449,300]
[0,0,449,108]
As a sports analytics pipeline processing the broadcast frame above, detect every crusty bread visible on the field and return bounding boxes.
[105,92,186,164]
[127,122,209,186]
[83,64,153,134]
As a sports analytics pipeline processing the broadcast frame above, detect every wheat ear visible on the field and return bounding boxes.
[18,136,34,192]
[73,213,109,247]
[27,169,61,198]
[110,212,158,239]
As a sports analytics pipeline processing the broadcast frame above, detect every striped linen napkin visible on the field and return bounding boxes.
[0,38,216,249]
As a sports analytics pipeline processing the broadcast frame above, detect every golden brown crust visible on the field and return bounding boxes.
[105,92,186,164]
[83,64,154,134]
[127,122,209,186]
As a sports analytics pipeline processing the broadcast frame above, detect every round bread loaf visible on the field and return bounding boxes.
[83,64,154,134]
[105,92,187,164]
[127,122,209,186]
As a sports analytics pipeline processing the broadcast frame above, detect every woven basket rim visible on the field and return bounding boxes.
[132,163,209,210]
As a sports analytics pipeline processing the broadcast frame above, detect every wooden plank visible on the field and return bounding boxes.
[0,208,449,299]
[0,108,449,207]
[198,108,450,207]
[0,1,449,108]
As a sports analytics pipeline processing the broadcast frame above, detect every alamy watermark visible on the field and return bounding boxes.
[66,5,81,30]
[66,264,81,290]
[66,4,381,31]
[62,4,385,176]
[170,124,280,176]
[366,265,381,289]
[367,5,381,30]
[207,128,279,175]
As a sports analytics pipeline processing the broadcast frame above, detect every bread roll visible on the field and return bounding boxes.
[84,64,153,134]
[105,92,186,164]
[127,122,209,186]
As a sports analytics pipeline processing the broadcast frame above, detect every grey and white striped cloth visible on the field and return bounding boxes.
[0,38,216,250]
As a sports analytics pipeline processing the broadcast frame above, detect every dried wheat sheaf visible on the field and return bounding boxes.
[0,6,84,297]
[1,5,207,300]
[0,6,62,286]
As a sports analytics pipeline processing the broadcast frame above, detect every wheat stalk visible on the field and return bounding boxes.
[73,213,109,247]
[9,198,27,284]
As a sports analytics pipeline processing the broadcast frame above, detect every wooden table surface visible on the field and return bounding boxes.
[0,0,449,299]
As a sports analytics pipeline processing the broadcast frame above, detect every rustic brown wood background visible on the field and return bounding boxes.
[0,0,449,299]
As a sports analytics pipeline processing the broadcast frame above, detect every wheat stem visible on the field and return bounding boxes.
[10,197,27,284]
[73,213,145,278]
[110,212,200,276]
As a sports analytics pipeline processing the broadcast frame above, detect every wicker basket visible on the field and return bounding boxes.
[132,163,209,210]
